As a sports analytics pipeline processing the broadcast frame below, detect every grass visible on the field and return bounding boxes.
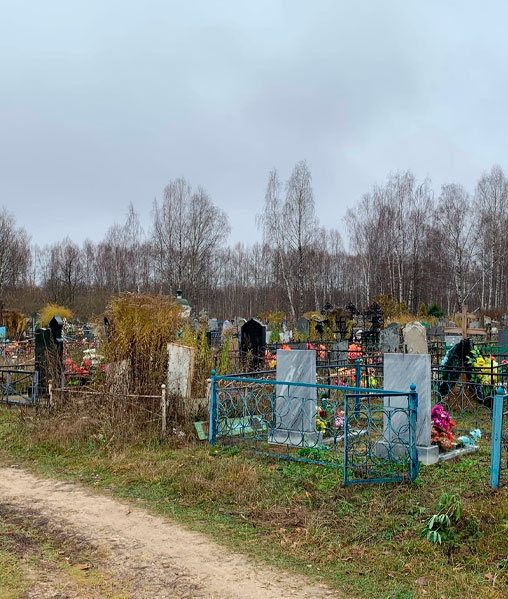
[0,406,507,599]
[0,550,26,599]
[0,499,130,598]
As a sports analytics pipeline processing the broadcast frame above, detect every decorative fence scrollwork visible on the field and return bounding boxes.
[208,370,418,485]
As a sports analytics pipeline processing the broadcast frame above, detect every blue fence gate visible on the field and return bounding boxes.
[0,365,38,406]
[208,370,418,485]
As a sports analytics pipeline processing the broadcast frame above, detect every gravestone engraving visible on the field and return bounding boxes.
[403,322,428,354]
[380,323,400,353]
[270,349,319,447]
[379,353,438,465]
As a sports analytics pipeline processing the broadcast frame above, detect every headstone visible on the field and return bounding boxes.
[235,317,246,330]
[240,318,266,368]
[222,320,233,337]
[469,321,480,329]
[337,341,349,362]
[498,329,508,362]
[208,318,218,331]
[167,343,195,399]
[380,353,438,465]
[445,334,462,348]
[297,317,310,338]
[270,349,319,447]
[403,322,428,354]
[498,329,508,348]
[379,323,400,353]
[429,326,444,340]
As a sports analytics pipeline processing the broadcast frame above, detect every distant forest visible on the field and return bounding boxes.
[2,162,508,321]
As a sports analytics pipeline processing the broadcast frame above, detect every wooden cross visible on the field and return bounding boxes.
[444,304,486,339]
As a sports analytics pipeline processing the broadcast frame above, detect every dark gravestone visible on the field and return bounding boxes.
[297,317,310,338]
[380,323,400,353]
[428,326,445,340]
[498,329,508,362]
[35,328,51,393]
[49,315,64,362]
[498,329,508,347]
[241,318,266,368]
[35,315,64,394]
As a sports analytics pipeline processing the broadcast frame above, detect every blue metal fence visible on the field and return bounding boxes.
[490,387,508,488]
[208,370,418,485]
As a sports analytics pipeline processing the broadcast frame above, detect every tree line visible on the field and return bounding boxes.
[2,162,508,321]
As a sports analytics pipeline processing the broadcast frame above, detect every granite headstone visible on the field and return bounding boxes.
[380,323,400,353]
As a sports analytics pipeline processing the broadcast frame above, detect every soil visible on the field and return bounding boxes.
[0,466,339,598]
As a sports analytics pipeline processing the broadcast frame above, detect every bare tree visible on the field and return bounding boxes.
[435,184,477,309]
[152,178,230,302]
[0,208,31,300]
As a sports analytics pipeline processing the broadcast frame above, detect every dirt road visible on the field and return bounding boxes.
[0,466,339,598]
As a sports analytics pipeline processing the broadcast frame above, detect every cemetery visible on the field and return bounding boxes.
[1,293,508,598]
[2,295,507,487]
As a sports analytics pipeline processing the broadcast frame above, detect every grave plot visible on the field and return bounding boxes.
[432,338,502,432]
[209,349,418,485]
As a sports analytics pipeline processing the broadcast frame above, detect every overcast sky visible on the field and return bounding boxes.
[1,1,507,248]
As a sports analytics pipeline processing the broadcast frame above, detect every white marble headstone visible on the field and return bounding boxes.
[381,353,438,464]
[167,343,195,398]
[270,349,318,447]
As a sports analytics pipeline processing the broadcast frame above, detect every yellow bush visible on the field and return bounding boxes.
[39,303,73,327]
[103,293,185,394]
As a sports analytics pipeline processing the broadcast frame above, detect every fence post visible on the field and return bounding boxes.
[208,369,218,445]
[354,358,361,417]
[33,369,39,405]
[60,369,65,403]
[343,392,349,486]
[161,384,167,436]
[490,386,505,489]
[409,383,419,481]
[48,380,53,408]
